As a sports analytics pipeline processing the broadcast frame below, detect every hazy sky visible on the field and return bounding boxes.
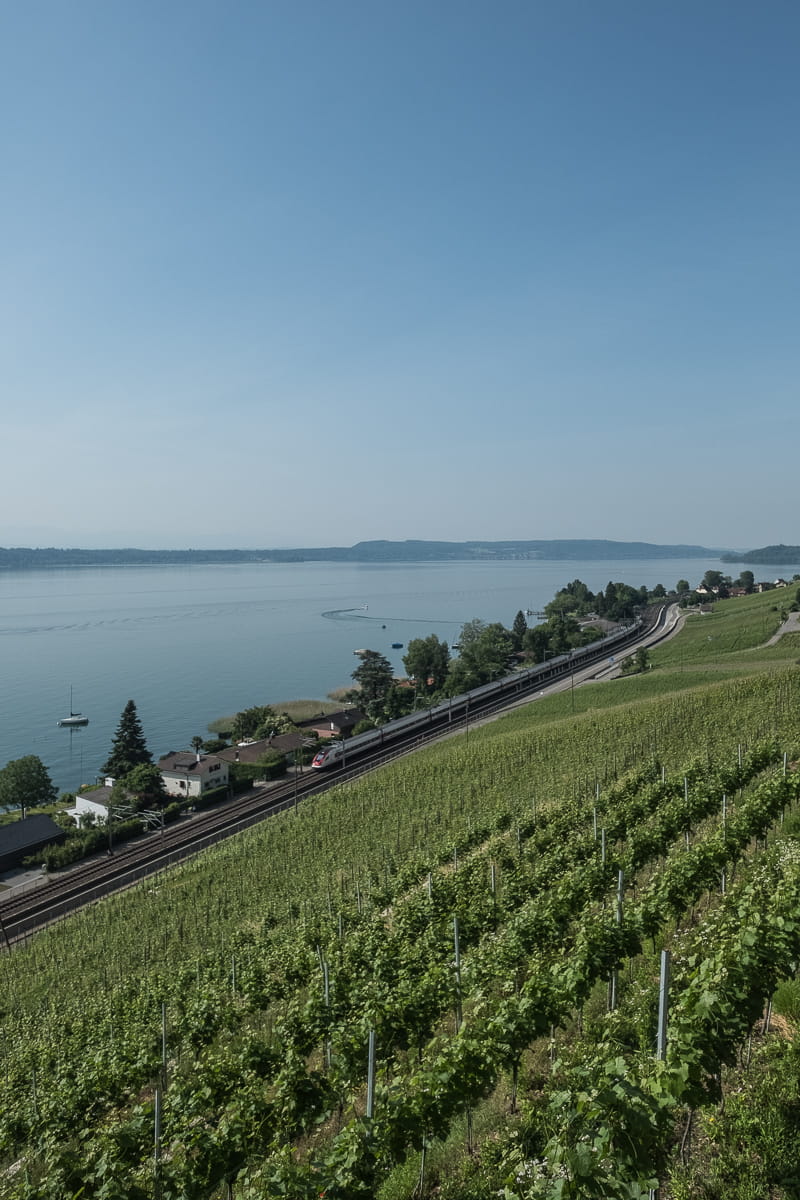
[3,1,798,550]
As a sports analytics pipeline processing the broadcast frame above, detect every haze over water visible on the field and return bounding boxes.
[1,556,790,796]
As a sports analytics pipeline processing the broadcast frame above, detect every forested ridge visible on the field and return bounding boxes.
[0,539,727,568]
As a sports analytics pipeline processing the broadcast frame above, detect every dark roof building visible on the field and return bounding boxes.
[294,709,367,739]
[217,732,311,765]
[0,815,66,874]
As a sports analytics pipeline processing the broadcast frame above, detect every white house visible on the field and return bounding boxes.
[67,783,112,826]
[157,751,229,799]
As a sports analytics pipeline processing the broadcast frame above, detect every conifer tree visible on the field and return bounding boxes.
[101,700,152,778]
[511,609,528,651]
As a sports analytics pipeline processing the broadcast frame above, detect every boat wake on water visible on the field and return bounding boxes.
[321,608,373,620]
[321,609,455,624]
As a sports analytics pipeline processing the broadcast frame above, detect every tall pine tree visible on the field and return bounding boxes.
[101,700,152,778]
[511,609,528,651]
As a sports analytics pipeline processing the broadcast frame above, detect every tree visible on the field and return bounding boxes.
[447,620,513,692]
[101,700,152,779]
[511,610,528,651]
[0,755,57,818]
[351,650,394,712]
[522,624,550,662]
[457,618,489,651]
[634,646,651,673]
[113,763,168,811]
[737,570,755,592]
[229,705,293,742]
[403,635,450,694]
[383,683,415,719]
[676,580,690,594]
[546,611,580,653]
[545,580,595,619]
[603,582,643,621]
[703,569,725,591]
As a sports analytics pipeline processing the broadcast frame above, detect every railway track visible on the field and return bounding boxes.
[0,608,665,948]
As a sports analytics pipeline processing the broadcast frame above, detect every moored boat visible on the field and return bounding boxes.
[58,687,89,727]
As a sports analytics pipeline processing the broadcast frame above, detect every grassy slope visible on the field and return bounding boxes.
[1,589,799,1197]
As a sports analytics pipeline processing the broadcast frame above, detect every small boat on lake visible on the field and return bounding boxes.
[58,687,89,727]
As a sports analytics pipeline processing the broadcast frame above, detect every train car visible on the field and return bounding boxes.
[312,743,345,769]
[311,723,386,768]
[310,612,655,770]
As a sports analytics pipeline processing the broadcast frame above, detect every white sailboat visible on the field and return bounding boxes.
[58,687,89,727]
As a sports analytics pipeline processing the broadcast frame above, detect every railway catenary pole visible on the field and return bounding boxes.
[0,608,666,943]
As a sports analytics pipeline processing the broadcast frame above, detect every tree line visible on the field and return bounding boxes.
[347,575,683,723]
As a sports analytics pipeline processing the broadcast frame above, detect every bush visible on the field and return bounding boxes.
[189,787,227,811]
[229,752,287,786]
[258,752,288,780]
[202,738,229,753]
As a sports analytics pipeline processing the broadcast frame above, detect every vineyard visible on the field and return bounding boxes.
[1,593,800,1198]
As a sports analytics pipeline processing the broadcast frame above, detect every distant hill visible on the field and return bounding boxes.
[720,544,800,566]
[0,539,730,569]
[344,539,728,562]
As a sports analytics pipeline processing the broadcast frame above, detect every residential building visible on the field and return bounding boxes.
[67,783,112,826]
[158,751,229,799]
[295,708,367,739]
[216,731,311,768]
[0,815,66,874]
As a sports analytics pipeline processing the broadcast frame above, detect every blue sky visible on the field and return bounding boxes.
[3,1,798,550]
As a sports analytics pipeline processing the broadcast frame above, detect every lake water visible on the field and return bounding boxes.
[1,555,791,795]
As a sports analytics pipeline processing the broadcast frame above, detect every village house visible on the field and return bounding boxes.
[294,708,367,740]
[216,730,312,768]
[0,815,66,873]
[67,781,113,826]
[157,751,229,799]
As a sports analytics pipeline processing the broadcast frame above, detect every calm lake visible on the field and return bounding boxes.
[0,556,784,795]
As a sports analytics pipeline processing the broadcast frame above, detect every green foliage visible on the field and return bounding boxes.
[230,749,287,784]
[600,580,647,620]
[403,635,450,693]
[383,682,417,719]
[101,700,152,778]
[351,650,395,714]
[545,578,596,618]
[511,609,528,651]
[3,593,800,1197]
[256,749,288,780]
[0,754,58,815]
[201,737,229,753]
[448,620,513,692]
[115,762,168,810]
[522,623,550,662]
[230,705,294,742]
[31,817,144,869]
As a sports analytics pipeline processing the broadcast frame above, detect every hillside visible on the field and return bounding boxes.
[1,590,799,1198]
[721,542,800,566]
[0,538,730,568]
